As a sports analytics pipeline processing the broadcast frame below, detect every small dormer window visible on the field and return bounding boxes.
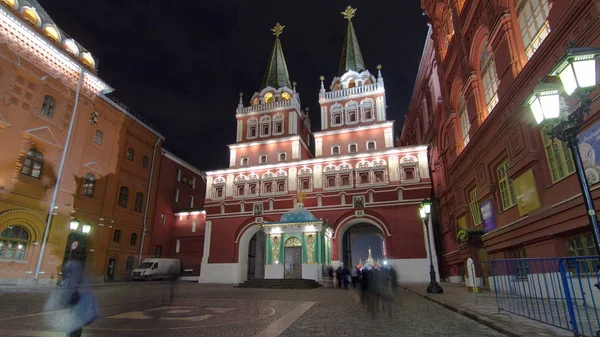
[252,97,259,106]
[348,79,356,88]
[264,92,274,103]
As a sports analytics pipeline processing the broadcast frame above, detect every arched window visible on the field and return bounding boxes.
[480,41,499,113]
[126,255,134,271]
[134,192,144,212]
[273,113,284,135]
[279,153,286,162]
[348,79,356,88]
[247,117,258,139]
[459,95,470,148]
[126,148,135,161]
[237,185,245,196]
[327,176,336,187]
[367,141,376,150]
[330,104,343,127]
[22,148,43,179]
[40,95,55,118]
[361,99,374,121]
[118,186,129,207]
[260,116,271,137]
[515,0,550,60]
[94,130,103,145]
[130,233,137,246]
[0,226,29,260]
[332,146,340,156]
[281,92,291,100]
[264,92,274,103]
[81,173,96,197]
[285,237,301,247]
[345,101,359,124]
[241,157,248,166]
[349,144,357,153]
[259,155,267,164]
[113,229,121,243]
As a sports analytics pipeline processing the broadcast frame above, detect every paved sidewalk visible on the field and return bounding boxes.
[402,283,572,337]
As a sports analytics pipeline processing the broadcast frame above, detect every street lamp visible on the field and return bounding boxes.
[82,224,91,234]
[420,200,443,294]
[69,220,79,231]
[527,45,600,254]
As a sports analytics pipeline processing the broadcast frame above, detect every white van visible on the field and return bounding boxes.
[131,258,181,281]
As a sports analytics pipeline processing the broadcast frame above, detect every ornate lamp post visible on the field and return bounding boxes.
[526,46,600,254]
[420,200,443,294]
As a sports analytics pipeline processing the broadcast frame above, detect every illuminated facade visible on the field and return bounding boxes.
[402,0,600,285]
[0,0,163,284]
[200,8,434,284]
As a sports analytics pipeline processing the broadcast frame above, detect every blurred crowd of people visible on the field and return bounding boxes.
[328,264,399,316]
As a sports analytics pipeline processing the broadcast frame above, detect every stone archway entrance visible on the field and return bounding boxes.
[341,223,385,269]
[284,237,302,279]
[247,230,265,280]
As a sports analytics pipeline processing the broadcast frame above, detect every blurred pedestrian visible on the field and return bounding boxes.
[351,267,358,289]
[342,266,350,289]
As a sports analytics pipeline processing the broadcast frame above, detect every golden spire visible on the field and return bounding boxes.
[341,6,357,20]
[376,64,382,70]
[271,23,285,37]
[297,190,307,204]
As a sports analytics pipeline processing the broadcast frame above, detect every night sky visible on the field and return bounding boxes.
[40,1,428,171]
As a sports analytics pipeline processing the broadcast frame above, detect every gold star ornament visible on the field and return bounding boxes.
[271,23,285,37]
[341,6,357,20]
[376,64,382,70]
[319,75,325,81]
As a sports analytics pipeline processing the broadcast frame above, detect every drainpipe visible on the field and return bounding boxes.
[138,137,161,265]
[34,67,85,281]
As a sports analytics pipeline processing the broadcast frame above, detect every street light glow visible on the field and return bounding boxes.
[82,224,91,234]
[69,220,79,231]
[527,84,561,124]
[550,47,600,95]
[419,201,431,219]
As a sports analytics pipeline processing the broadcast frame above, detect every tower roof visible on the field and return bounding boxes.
[338,6,366,76]
[261,23,292,90]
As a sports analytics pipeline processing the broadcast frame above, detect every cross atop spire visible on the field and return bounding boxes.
[338,6,366,76]
[261,23,292,90]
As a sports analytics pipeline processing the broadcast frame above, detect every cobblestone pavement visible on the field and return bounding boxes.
[0,282,505,337]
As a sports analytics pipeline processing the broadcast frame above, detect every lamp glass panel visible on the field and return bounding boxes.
[69,221,79,230]
[558,63,578,95]
[539,93,560,119]
[423,203,431,214]
[82,225,91,234]
[419,207,426,219]
[530,97,545,124]
[573,59,597,89]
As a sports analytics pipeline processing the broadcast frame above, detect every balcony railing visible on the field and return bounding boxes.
[239,98,300,114]
[323,84,379,100]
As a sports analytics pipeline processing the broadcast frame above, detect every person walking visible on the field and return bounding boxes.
[351,267,359,289]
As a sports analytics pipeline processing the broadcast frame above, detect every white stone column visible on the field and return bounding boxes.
[384,128,393,148]
[229,149,237,167]
[288,167,297,191]
[236,120,243,142]
[321,105,328,130]
[313,164,322,188]
[418,151,429,179]
[205,176,213,199]
[315,138,323,157]
[226,174,234,197]
[388,155,399,182]
[376,96,386,121]
[292,142,300,159]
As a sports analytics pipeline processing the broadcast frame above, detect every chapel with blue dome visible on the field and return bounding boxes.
[261,192,332,280]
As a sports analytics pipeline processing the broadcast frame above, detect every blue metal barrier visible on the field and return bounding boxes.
[491,257,600,337]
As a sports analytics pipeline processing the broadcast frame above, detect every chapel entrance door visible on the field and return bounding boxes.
[284,237,302,279]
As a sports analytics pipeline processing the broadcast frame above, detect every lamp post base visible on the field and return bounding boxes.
[427,282,444,294]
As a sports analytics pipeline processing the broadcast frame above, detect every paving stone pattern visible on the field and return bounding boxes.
[0,282,505,337]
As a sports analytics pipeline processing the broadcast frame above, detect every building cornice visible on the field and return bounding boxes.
[206,145,428,176]
[314,121,394,137]
[163,149,205,178]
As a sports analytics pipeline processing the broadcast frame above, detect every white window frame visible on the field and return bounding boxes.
[480,41,499,113]
[247,117,258,139]
[331,145,340,156]
[241,156,249,166]
[348,143,358,154]
[259,155,267,165]
[330,104,343,127]
[174,189,180,202]
[213,185,225,200]
[189,195,195,208]
[259,116,271,137]
[278,152,287,162]
[272,113,285,136]
[360,98,375,122]
[459,95,470,147]
[176,168,181,182]
[345,101,359,125]
[516,0,550,60]
[191,176,196,189]
[366,140,376,151]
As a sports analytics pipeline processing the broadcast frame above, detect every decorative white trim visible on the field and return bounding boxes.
[315,121,394,137]
[344,101,360,125]
[236,120,243,142]
[366,140,377,151]
[348,142,358,154]
[331,144,341,156]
